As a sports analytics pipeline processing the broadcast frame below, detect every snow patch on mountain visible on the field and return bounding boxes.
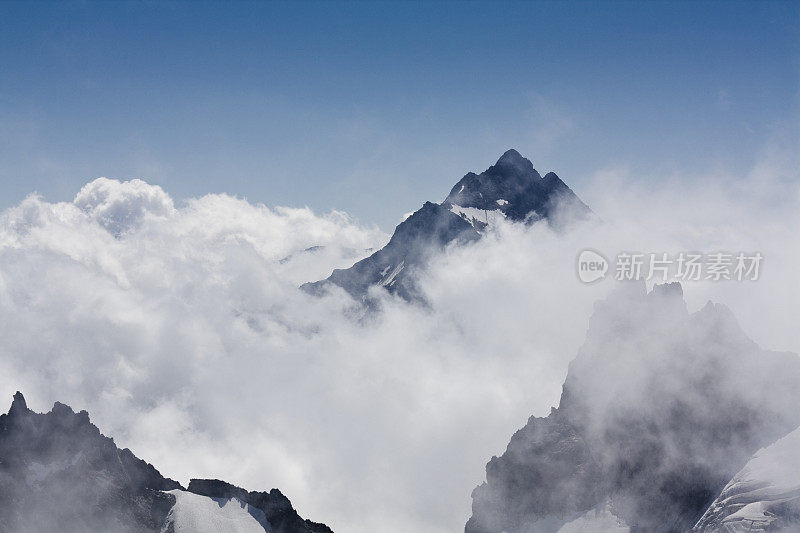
[163,489,273,533]
[379,261,404,287]
[448,204,506,230]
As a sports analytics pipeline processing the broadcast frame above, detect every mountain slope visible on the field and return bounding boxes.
[303,201,479,301]
[0,393,331,533]
[303,149,590,301]
[467,282,800,533]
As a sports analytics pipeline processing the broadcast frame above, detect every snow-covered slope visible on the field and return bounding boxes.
[448,202,507,230]
[693,427,800,531]
[163,490,272,533]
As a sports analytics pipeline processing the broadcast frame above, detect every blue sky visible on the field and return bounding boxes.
[1,0,798,230]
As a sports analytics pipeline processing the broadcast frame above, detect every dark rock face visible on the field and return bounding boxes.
[470,413,604,531]
[467,282,800,532]
[0,395,333,533]
[303,149,590,302]
[0,393,181,532]
[188,479,333,533]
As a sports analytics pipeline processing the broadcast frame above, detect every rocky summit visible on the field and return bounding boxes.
[302,149,591,302]
[443,149,589,223]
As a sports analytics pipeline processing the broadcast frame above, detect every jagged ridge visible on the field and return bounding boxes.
[0,393,332,533]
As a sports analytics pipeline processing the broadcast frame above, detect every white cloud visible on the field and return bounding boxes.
[0,155,798,533]
[74,177,175,236]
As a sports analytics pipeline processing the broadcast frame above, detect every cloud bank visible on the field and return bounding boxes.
[0,153,798,532]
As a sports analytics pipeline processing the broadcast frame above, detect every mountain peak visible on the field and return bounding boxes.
[444,149,592,225]
[9,391,28,416]
[493,148,535,175]
[444,149,541,211]
[305,150,591,302]
[497,148,523,161]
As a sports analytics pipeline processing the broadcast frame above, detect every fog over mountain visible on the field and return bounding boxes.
[467,282,800,532]
[0,147,798,532]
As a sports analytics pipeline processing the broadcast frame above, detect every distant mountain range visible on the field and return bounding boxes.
[467,282,800,533]
[302,149,591,301]
[0,393,331,533]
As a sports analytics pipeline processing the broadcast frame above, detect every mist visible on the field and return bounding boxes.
[0,145,798,532]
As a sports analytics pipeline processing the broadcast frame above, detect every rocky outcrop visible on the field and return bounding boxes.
[467,283,800,532]
[0,392,181,532]
[0,394,332,533]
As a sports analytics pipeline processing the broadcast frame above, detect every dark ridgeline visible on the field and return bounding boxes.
[302,149,591,302]
[0,393,332,533]
[466,282,800,533]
